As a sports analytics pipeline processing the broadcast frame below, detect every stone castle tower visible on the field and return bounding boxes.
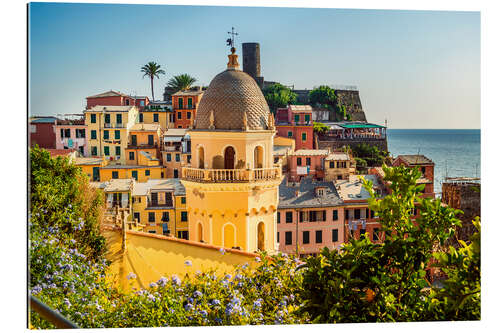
[242,43,265,88]
[181,47,282,253]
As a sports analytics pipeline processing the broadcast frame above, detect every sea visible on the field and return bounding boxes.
[386,129,481,195]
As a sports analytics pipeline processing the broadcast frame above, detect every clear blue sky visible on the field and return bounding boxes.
[28,3,480,129]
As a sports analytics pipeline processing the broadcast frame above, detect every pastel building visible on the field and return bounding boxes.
[277,177,345,257]
[86,90,137,109]
[100,164,163,182]
[335,174,385,243]
[172,89,204,129]
[74,157,107,182]
[181,48,282,253]
[84,105,139,164]
[125,123,162,166]
[392,155,435,198]
[140,102,173,131]
[131,179,187,236]
[54,115,87,156]
[287,149,329,182]
[324,151,356,181]
[29,117,58,149]
[161,128,191,179]
[275,105,314,150]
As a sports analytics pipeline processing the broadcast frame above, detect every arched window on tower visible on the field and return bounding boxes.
[198,146,205,169]
[224,146,235,169]
[254,146,263,169]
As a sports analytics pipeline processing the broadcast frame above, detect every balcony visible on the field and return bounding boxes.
[182,166,282,183]
[128,143,158,149]
[104,123,125,129]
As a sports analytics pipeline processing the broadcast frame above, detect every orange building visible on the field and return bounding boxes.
[172,89,204,129]
[125,124,163,166]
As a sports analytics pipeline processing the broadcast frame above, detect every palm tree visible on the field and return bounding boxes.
[141,62,166,101]
[166,74,197,94]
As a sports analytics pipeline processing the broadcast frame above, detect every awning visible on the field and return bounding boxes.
[163,136,184,142]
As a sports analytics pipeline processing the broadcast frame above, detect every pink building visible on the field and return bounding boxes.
[54,115,87,156]
[287,149,329,182]
[392,155,435,198]
[275,105,314,150]
[86,90,138,109]
[277,177,345,257]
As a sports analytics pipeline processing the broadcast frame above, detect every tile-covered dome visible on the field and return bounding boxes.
[195,57,271,130]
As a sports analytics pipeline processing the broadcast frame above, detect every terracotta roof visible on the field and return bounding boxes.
[46,149,77,157]
[289,105,313,112]
[86,90,130,99]
[85,105,136,112]
[292,149,329,156]
[325,152,351,161]
[396,155,434,165]
[172,90,204,96]
[195,69,271,130]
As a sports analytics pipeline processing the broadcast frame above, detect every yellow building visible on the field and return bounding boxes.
[139,103,173,131]
[125,123,163,165]
[100,165,164,182]
[74,156,108,182]
[84,105,139,164]
[161,128,190,179]
[324,152,357,181]
[130,178,187,236]
[181,48,282,253]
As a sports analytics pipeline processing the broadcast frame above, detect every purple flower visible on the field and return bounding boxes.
[31,285,42,295]
[184,303,194,311]
[199,310,208,317]
[193,290,203,298]
[147,294,156,302]
[171,275,181,286]
[255,257,261,262]
[219,248,226,255]
[149,282,157,288]
[184,260,192,267]
[225,274,232,280]
[126,272,137,280]
[211,299,221,306]
[63,298,71,307]
[157,277,168,286]
[234,274,242,280]
[187,297,194,304]
[253,299,262,308]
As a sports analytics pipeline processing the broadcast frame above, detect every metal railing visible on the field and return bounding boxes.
[182,166,282,182]
[30,295,79,329]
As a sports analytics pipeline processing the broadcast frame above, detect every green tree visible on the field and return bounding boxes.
[313,122,329,134]
[297,165,478,323]
[308,85,336,107]
[262,83,297,113]
[166,74,197,95]
[141,62,166,101]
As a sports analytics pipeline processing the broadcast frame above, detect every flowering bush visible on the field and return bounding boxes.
[29,149,479,328]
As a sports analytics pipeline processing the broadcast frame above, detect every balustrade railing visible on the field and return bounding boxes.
[183,166,282,182]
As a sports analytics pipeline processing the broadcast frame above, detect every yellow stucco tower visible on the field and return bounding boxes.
[181,47,282,253]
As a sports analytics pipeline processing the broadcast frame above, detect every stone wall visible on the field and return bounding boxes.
[441,181,481,245]
[292,89,367,122]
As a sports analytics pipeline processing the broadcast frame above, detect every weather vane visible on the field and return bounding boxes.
[226,27,238,52]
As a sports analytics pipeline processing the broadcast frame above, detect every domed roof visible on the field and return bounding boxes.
[195,68,271,130]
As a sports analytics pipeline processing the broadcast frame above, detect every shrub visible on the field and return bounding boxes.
[297,165,480,322]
